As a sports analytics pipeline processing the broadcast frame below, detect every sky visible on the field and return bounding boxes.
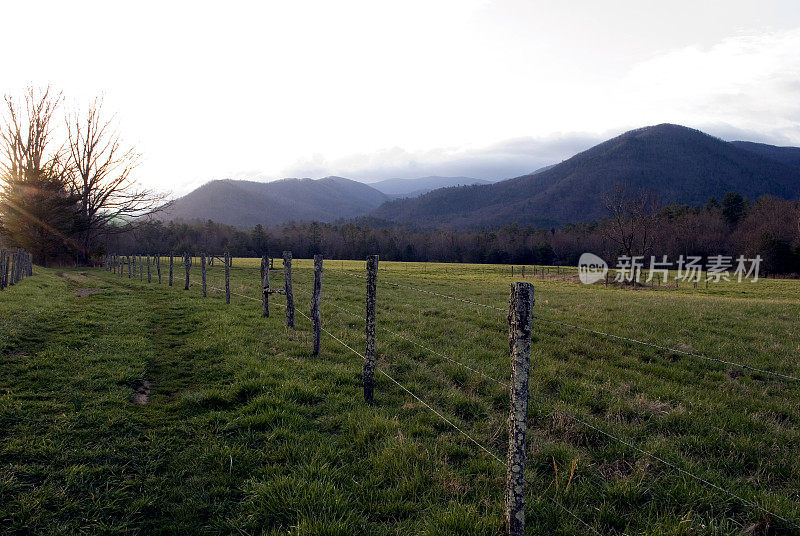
[2,0,800,196]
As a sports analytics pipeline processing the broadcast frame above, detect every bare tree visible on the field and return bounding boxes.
[0,87,79,264]
[1,87,64,187]
[601,183,660,257]
[66,98,167,263]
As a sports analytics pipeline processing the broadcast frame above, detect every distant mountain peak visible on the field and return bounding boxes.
[372,124,800,229]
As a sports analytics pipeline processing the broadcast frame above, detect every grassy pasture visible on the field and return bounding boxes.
[1,259,798,535]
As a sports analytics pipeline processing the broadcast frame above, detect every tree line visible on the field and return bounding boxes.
[0,87,163,266]
[103,191,800,275]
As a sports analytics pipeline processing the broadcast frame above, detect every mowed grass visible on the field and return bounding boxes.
[0,259,798,535]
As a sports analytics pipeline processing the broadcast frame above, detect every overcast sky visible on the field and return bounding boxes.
[3,0,800,196]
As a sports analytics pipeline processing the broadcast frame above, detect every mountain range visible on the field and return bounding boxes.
[160,124,800,229]
[368,176,492,198]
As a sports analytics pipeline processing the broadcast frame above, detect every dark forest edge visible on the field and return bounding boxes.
[102,191,800,275]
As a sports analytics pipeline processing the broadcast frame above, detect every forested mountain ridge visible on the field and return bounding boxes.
[369,176,491,198]
[371,124,800,228]
[159,176,390,227]
[730,141,800,169]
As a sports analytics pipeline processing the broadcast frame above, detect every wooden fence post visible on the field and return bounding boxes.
[363,255,378,403]
[183,253,190,290]
[0,250,6,290]
[156,255,161,283]
[311,254,323,355]
[225,250,230,304]
[169,253,174,286]
[268,253,269,318]
[283,251,294,328]
[147,255,151,283]
[139,255,143,281]
[201,254,207,297]
[505,281,534,536]
[128,255,132,278]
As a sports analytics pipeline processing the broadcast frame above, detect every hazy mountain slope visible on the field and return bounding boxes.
[161,177,389,227]
[730,141,800,169]
[369,176,491,198]
[371,124,800,228]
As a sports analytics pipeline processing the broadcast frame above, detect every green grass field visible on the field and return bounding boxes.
[1,259,798,535]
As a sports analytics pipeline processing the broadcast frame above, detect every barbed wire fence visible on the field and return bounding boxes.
[99,252,800,535]
[0,248,33,291]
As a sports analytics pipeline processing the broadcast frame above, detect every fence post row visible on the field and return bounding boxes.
[363,254,378,403]
[505,281,534,536]
[311,254,323,356]
[184,252,191,290]
[261,254,269,317]
[225,250,230,304]
[0,248,34,289]
[201,254,207,297]
[283,251,294,328]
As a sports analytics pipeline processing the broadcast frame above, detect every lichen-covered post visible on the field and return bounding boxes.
[505,281,534,536]
[262,254,270,317]
[283,251,294,328]
[363,255,379,403]
[169,253,174,286]
[311,254,323,356]
[201,254,207,297]
[183,252,191,290]
[224,250,230,304]
[260,255,266,294]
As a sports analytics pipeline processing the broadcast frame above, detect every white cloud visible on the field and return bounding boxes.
[2,1,800,195]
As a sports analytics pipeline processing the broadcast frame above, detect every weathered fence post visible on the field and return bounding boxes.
[262,254,270,317]
[184,252,191,290]
[283,251,294,328]
[139,255,143,281]
[1,250,7,290]
[128,255,132,278]
[0,250,6,290]
[147,255,151,283]
[260,255,266,290]
[156,255,161,283]
[505,281,534,536]
[311,254,323,356]
[169,253,174,286]
[225,250,230,304]
[201,254,207,297]
[363,255,378,403]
